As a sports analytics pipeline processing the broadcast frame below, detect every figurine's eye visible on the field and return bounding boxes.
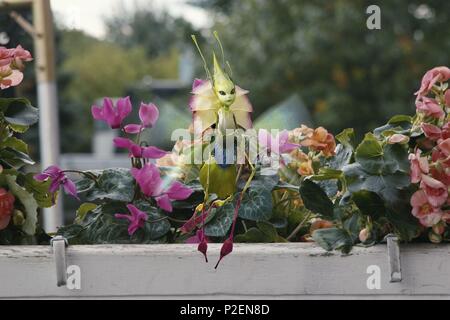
[230,88,235,94]
[219,91,226,96]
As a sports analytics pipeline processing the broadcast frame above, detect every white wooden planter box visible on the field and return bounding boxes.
[1,243,450,299]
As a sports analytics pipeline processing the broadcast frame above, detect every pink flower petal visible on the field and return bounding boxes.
[445,90,450,107]
[141,146,167,159]
[438,138,450,157]
[63,179,79,199]
[422,123,442,140]
[117,96,132,120]
[91,105,103,120]
[156,194,173,212]
[115,213,132,222]
[139,103,159,127]
[123,124,143,134]
[102,98,117,127]
[113,137,133,149]
[166,181,193,200]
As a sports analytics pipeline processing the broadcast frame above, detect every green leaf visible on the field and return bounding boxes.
[374,115,412,137]
[235,228,269,242]
[75,203,97,223]
[352,190,386,218]
[299,179,334,218]
[355,133,384,173]
[256,221,278,241]
[238,187,273,221]
[75,176,96,194]
[86,168,134,202]
[204,201,234,237]
[329,143,353,171]
[2,137,28,154]
[0,98,39,128]
[344,163,410,207]
[383,143,410,173]
[21,173,54,208]
[0,147,34,165]
[385,210,420,242]
[388,115,412,125]
[335,128,357,149]
[312,227,354,253]
[310,168,343,181]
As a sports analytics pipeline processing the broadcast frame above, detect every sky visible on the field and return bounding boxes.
[50,0,210,38]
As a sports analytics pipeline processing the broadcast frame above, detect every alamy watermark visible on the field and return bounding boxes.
[366,265,381,290]
[366,5,381,30]
[66,265,81,290]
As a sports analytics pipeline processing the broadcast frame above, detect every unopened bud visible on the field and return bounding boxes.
[12,209,25,226]
[388,134,409,145]
[359,228,370,242]
[429,230,442,244]
[432,223,445,235]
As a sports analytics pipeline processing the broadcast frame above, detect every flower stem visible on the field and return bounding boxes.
[287,211,312,241]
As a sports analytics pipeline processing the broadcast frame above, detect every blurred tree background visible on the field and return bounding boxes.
[2,0,450,156]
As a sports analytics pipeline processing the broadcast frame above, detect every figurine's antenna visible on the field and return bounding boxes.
[191,34,212,81]
[213,30,226,68]
[226,61,233,77]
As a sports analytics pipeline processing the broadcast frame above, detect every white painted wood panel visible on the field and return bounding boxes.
[0,243,450,299]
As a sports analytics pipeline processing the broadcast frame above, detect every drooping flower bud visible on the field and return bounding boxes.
[215,237,233,269]
[198,238,208,263]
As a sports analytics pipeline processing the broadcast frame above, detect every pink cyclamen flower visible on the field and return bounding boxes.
[113,137,167,159]
[258,129,299,154]
[422,123,442,141]
[34,166,79,200]
[410,190,443,227]
[420,174,448,207]
[415,66,450,99]
[115,204,148,236]
[408,149,429,184]
[91,97,132,129]
[131,163,193,212]
[124,102,159,134]
[416,97,444,119]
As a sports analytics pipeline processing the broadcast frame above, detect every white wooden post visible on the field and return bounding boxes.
[33,0,62,232]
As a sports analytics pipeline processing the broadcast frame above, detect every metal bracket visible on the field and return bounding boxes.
[384,234,402,282]
[50,235,68,287]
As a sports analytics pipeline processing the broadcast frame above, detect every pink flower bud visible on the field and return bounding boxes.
[388,134,409,145]
[359,228,370,242]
